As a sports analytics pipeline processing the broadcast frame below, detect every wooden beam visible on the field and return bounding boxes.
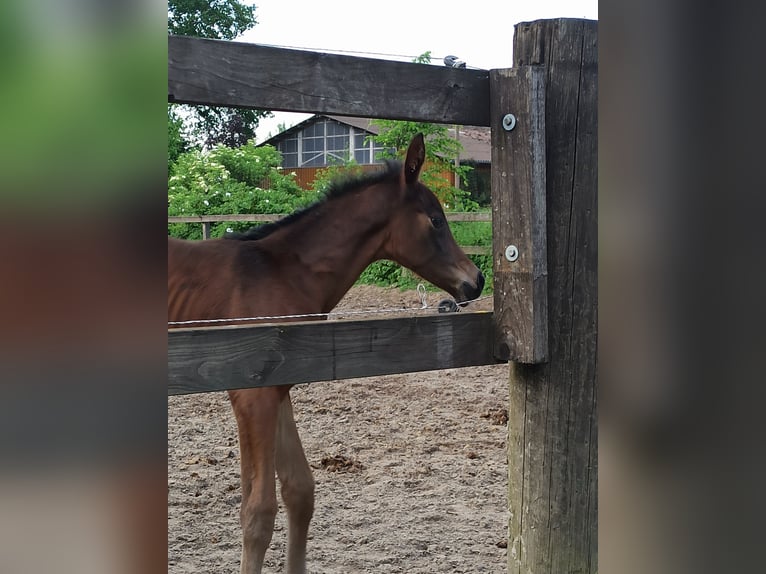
[444,212,492,222]
[505,18,598,574]
[167,212,491,224]
[490,66,548,363]
[168,214,285,224]
[167,213,491,254]
[460,246,490,255]
[168,35,491,126]
[168,312,496,395]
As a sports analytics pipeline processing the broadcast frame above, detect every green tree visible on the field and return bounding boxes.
[371,52,476,211]
[168,0,256,39]
[168,106,190,173]
[168,0,270,154]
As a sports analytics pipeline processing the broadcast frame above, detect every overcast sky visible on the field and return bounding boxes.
[238,0,598,142]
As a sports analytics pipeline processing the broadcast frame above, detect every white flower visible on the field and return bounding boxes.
[226,227,233,233]
[203,200,209,206]
[255,157,260,163]
[265,199,270,203]
[290,171,296,176]
[225,192,231,197]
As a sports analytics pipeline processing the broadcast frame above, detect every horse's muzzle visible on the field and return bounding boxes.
[458,270,484,302]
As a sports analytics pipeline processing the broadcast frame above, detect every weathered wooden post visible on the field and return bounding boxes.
[491,18,597,572]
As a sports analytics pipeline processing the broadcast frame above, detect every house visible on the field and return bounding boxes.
[258,114,491,205]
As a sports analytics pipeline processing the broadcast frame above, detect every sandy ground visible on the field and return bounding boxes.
[168,285,509,573]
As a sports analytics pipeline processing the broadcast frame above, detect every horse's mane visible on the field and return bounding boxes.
[225,160,401,241]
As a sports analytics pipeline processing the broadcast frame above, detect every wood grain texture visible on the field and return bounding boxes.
[168,35,491,126]
[506,18,598,574]
[490,66,548,363]
[168,312,496,395]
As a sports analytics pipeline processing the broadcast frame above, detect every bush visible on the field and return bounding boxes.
[168,141,314,239]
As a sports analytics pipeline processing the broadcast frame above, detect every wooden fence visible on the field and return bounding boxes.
[168,212,491,254]
[169,312,494,395]
[168,17,597,572]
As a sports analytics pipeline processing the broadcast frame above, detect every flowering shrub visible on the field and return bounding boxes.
[168,141,312,239]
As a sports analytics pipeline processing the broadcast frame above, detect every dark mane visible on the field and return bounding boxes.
[226,160,401,241]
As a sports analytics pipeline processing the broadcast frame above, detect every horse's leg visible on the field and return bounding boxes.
[276,394,315,574]
[230,387,284,574]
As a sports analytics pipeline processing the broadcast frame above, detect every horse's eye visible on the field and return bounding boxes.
[430,216,445,229]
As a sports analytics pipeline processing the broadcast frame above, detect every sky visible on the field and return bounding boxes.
[238,0,598,143]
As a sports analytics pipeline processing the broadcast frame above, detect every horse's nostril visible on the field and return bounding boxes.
[476,271,485,293]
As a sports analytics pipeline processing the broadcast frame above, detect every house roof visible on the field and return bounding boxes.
[452,126,491,164]
[260,114,490,164]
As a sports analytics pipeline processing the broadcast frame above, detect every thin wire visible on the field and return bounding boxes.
[254,42,488,70]
[167,293,492,326]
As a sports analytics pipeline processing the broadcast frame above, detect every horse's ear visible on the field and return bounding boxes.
[403,133,425,184]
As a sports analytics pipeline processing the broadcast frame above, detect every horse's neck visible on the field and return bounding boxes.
[261,190,390,312]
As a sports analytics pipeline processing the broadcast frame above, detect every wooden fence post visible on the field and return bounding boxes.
[504,18,598,573]
[490,66,548,363]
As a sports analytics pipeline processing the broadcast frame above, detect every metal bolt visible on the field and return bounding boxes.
[502,114,516,131]
[504,244,519,262]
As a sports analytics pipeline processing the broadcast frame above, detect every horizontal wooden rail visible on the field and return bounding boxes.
[168,213,491,254]
[169,35,491,126]
[460,246,490,255]
[167,212,491,223]
[168,214,285,224]
[168,312,498,395]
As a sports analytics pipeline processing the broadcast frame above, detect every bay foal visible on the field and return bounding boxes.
[168,134,484,573]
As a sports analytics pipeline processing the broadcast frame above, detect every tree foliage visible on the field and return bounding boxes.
[168,0,256,40]
[371,120,474,208]
[168,106,190,172]
[371,52,476,211]
[168,0,268,156]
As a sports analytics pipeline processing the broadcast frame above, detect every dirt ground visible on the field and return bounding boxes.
[168,285,509,573]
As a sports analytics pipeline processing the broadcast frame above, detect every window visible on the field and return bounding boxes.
[279,137,298,167]
[277,119,391,168]
[353,132,370,164]
[326,124,349,164]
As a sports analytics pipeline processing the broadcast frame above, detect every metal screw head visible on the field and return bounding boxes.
[502,114,516,131]
[504,244,519,262]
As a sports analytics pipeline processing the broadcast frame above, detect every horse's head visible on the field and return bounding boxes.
[381,133,485,303]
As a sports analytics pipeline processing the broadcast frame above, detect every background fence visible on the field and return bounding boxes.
[168,212,491,254]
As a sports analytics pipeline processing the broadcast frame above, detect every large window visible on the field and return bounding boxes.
[280,138,298,167]
[326,121,349,165]
[277,119,390,168]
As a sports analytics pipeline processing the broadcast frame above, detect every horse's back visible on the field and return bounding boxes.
[167,237,252,324]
